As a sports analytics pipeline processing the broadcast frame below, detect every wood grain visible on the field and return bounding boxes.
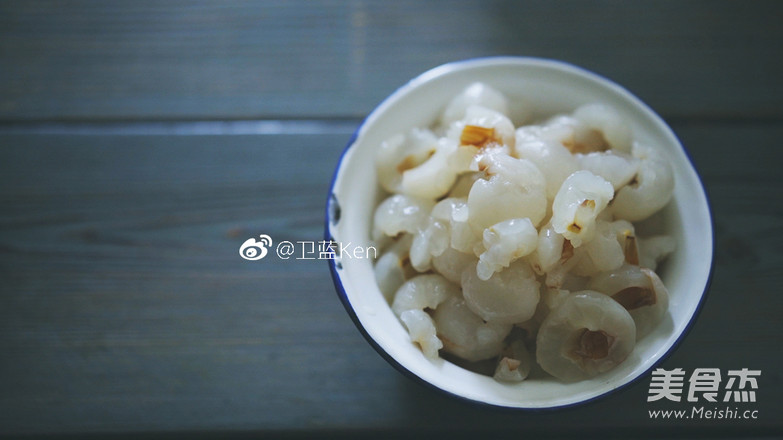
[1,0,782,121]
[1,0,781,437]
[0,125,780,436]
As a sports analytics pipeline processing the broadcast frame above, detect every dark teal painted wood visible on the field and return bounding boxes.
[0,126,780,436]
[0,0,781,437]
[0,0,781,121]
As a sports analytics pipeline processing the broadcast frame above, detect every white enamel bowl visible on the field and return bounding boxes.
[325,57,713,409]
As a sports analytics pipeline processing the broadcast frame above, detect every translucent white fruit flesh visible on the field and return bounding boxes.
[376,128,439,193]
[392,274,461,359]
[551,170,614,247]
[431,246,478,284]
[612,143,674,222]
[515,125,580,200]
[493,339,533,383]
[373,194,434,237]
[400,137,460,200]
[447,105,516,150]
[589,266,670,339]
[576,150,639,191]
[572,103,633,153]
[374,235,414,302]
[536,290,636,381]
[638,235,676,270]
[461,260,540,324]
[476,217,538,280]
[440,82,510,127]
[433,295,512,362]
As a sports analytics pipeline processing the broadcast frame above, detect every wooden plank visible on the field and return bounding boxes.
[0,125,781,436]
[1,0,782,121]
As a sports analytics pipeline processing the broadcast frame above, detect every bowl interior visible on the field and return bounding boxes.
[327,57,712,408]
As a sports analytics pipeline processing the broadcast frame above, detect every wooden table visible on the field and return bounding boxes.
[1,1,781,437]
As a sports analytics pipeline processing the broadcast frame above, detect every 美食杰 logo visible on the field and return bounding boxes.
[646,367,761,421]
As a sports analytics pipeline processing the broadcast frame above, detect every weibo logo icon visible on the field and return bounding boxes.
[239,234,273,261]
